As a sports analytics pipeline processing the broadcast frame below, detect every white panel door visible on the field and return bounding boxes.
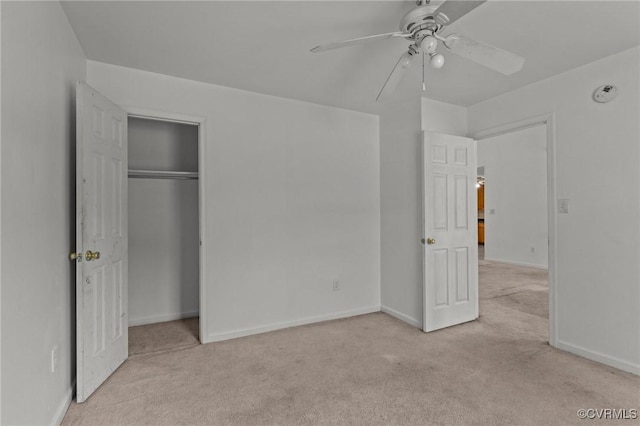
[74,82,128,402]
[423,132,478,332]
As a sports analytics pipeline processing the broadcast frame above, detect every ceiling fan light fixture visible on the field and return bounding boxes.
[400,53,413,69]
[310,0,525,100]
[420,35,438,54]
[430,53,445,69]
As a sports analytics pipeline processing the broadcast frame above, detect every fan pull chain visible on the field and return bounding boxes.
[422,51,426,91]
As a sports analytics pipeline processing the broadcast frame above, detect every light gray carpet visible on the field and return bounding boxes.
[63,262,639,425]
[129,317,199,356]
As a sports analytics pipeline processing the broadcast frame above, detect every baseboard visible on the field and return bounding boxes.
[204,305,380,343]
[128,310,199,327]
[380,305,422,329]
[50,380,75,426]
[554,340,639,375]
[483,257,548,270]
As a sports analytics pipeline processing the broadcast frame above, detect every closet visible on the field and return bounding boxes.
[127,116,200,336]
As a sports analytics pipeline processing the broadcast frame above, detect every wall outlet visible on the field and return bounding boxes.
[51,345,58,373]
[332,280,340,291]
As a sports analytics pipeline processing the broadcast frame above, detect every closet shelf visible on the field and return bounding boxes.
[128,169,199,180]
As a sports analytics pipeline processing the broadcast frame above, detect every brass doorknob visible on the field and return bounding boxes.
[426,238,436,245]
[85,250,100,261]
[69,252,82,261]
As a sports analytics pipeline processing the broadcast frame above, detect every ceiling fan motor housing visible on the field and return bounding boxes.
[400,5,440,41]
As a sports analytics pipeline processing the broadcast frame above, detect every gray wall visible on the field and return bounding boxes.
[88,61,382,343]
[379,98,423,327]
[380,97,467,328]
[478,124,548,268]
[468,47,640,373]
[128,118,200,325]
[1,2,86,424]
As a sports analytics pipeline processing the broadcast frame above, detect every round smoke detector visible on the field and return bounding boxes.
[593,84,618,103]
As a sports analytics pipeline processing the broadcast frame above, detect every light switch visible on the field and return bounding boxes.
[558,199,569,214]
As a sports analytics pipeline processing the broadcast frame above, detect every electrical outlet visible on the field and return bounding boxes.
[332,280,340,291]
[51,345,58,373]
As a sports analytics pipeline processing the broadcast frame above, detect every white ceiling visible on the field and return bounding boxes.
[61,1,640,114]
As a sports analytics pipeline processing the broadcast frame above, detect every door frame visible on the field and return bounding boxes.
[122,106,208,343]
[471,113,558,347]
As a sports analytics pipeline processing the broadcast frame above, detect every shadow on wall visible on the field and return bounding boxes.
[68,82,77,386]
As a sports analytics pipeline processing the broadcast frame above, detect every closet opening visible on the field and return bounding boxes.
[126,114,202,354]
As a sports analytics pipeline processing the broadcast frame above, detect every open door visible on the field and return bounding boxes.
[422,132,478,332]
[73,82,128,402]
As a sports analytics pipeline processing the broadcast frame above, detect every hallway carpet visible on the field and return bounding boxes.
[63,262,639,425]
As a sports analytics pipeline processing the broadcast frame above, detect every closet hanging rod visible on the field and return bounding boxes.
[128,169,199,180]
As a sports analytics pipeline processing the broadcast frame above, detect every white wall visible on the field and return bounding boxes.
[380,97,467,327]
[379,98,423,327]
[421,98,467,136]
[468,47,640,374]
[478,124,548,268]
[0,3,3,420]
[87,61,381,342]
[1,1,86,424]
[128,118,199,325]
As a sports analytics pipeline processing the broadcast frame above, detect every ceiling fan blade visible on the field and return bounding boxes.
[443,34,525,75]
[376,51,415,102]
[433,0,486,27]
[311,32,410,53]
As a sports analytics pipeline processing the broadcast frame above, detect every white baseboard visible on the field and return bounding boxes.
[554,340,639,376]
[381,305,422,329]
[50,380,75,426]
[204,305,380,343]
[483,257,548,270]
[128,310,199,327]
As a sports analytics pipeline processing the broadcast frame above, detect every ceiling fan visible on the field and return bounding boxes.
[310,0,525,101]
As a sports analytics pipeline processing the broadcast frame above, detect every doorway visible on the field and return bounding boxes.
[477,166,485,259]
[74,83,209,401]
[126,113,204,354]
[473,114,557,343]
